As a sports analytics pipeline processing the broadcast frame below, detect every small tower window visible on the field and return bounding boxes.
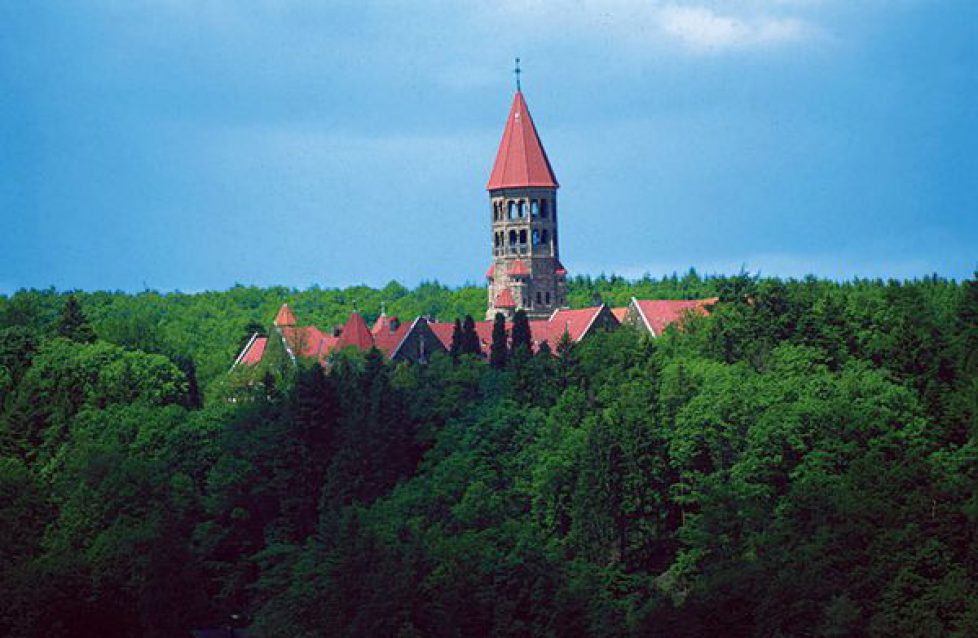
[540,200,549,218]
[509,230,517,251]
[517,201,525,218]
[519,229,527,248]
[532,229,540,245]
[541,229,549,244]
[536,291,542,304]
[508,201,516,220]
[531,201,539,218]
[546,292,551,304]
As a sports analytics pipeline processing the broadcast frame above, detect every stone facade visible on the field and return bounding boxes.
[486,187,566,320]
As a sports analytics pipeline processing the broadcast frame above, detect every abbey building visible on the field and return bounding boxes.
[231,85,717,371]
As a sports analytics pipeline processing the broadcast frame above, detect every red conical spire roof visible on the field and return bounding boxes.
[336,312,375,351]
[487,91,559,191]
[274,303,297,327]
[494,289,517,308]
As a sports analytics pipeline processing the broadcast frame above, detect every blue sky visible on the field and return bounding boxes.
[1,1,976,293]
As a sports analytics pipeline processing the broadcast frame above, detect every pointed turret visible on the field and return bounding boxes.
[274,303,297,327]
[336,312,374,351]
[485,86,566,320]
[487,91,559,191]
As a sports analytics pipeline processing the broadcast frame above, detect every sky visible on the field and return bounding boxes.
[1,0,976,294]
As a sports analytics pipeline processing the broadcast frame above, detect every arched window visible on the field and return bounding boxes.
[508,201,516,220]
[531,201,539,218]
[519,229,527,246]
[532,229,540,245]
[545,292,551,304]
[536,291,542,305]
[494,233,500,247]
[540,200,549,218]
[509,230,517,248]
[517,201,525,218]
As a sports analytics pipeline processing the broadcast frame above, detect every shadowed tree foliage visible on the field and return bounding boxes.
[449,318,463,361]
[1,272,977,636]
[460,314,482,357]
[510,308,532,361]
[56,295,96,343]
[490,312,508,369]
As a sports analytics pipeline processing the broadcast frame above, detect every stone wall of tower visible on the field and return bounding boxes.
[486,187,566,320]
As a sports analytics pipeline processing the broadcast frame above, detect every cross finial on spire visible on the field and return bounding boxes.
[514,57,521,91]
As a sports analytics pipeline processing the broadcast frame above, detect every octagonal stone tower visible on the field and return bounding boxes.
[485,90,567,320]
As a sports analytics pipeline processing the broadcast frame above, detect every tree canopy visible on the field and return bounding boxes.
[1,272,977,636]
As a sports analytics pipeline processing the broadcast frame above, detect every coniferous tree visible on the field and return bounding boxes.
[537,340,552,358]
[556,330,579,388]
[460,315,481,357]
[511,309,532,360]
[449,318,463,361]
[56,295,96,343]
[490,312,508,369]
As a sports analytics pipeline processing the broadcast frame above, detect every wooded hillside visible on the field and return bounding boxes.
[1,271,976,636]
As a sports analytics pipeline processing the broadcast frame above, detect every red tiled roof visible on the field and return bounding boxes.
[336,312,375,351]
[371,313,401,335]
[430,307,615,358]
[547,307,604,343]
[632,298,718,336]
[428,321,456,351]
[429,319,511,357]
[508,259,530,277]
[281,325,331,358]
[528,320,552,348]
[487,91,559,191]
[474,320,503,354]
[238,336,267,366]
[494,288,517,308]
[611,307,628,323]
[486,264,495,280]
[372,318,412,358]
[371,313,387,334]
[274,303,297,326]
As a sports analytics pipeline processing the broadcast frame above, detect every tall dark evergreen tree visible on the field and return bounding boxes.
[490,312,508,369]
[449,318,463,361]
[460,315,482,357]
[510,309,532,360]
[56,295,96,343]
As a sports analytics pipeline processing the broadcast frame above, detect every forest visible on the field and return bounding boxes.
[0,270,976,637]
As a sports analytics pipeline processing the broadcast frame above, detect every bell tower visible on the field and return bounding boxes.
[485,82,567,320]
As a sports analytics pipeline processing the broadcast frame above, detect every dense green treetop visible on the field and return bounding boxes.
[1,271,976,636]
